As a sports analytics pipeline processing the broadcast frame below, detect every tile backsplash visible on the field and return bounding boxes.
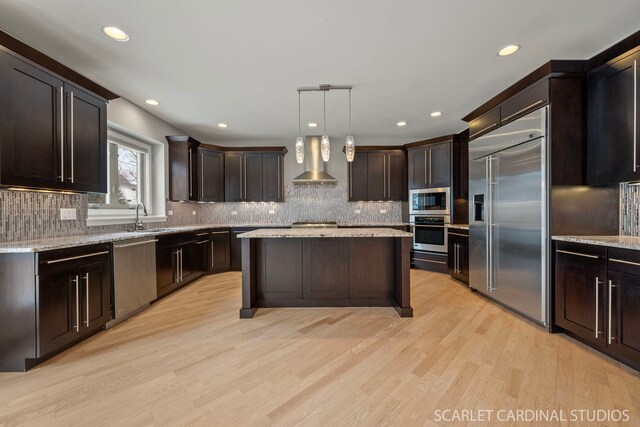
[620,183,640,236]
[0,184,403,243]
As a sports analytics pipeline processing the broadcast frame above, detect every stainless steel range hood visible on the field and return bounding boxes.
[292,136,337,184]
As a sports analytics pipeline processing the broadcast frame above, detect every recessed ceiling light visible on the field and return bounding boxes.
[497,44,520,57]
[217,123,228,128]
[308,122,318,128]
[430,111,442,117]
[145,99,159,106]
[396,121,407,127]
[102,26,129,42]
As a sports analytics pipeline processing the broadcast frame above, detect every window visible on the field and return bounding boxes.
[87,123,166,226]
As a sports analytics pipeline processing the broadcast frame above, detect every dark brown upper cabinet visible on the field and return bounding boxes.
[587,50,640,184]
[167,136,199,202]
[463,61,586,187]
[347,148,406,202]
[0,50,107,193]
[225,149,286,202]
[198,145,224,202]
[406,138,451,190]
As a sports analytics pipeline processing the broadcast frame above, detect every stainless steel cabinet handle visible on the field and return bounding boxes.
[174,250,178,283]
[195,232,209,236]
[114,239,158,248]
[556,249,599,259]
[243,156,247,200]
[201,152,205,199]
[448,232,468,237]
[59,87,64,182]
[46,251,110,264]
[387,155,391,199]
[210,231,229,235]
[429,150,432,185]
[595,277,600,339]
[423,151,427,186]
[189,148,193,198]
[195,240,207,245]
[278,157,281,200]
[502,100,544,123]
[84,272,90,327]
[634,59,637,173]
[485,156,490,292]
[69,91,74,183]
[211,241,214,268]
[457,244,460,273]
[412,224,446,228]
[73,275,80,332]
[179,249,183,282]
[609,257,640,267]
[383,155,387,198]
[608,279,616,344]
[470,122,498,139]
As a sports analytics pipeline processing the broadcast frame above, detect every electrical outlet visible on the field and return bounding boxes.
[355,209,361,214]
[269,210,275,215]
[168,210,174,216]
[192,211,197,215]
[379,209,387,214]
[231,211,238,216]
[60,208,76,220]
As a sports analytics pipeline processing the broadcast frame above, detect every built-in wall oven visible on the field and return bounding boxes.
[409,187,450,215]
[410,215,450,253]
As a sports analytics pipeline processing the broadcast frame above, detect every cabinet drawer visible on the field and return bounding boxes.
[555,242,606,268]
[37,244,110,275]
[469,107,500,140]
[608,248,640,275]
[501,80,549,125]
[447,228,468,238]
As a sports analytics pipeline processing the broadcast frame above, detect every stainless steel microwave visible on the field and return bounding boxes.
[409,187,450,215]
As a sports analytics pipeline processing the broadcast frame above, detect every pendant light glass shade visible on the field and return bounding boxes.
[321,135,331,162]
[345,135,355,162]
[295,137,304,164]
[295,91,304,164]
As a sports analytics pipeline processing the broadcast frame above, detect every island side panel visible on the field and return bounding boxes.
[257,238,303,305]
[302,238,350,300]
[394,237,413,317]
[348,238,394,300]
[240,238,258,318]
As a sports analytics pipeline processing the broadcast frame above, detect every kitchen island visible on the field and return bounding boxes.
[238,228,413,318]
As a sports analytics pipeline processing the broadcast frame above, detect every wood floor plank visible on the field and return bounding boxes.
[0,270,638,426]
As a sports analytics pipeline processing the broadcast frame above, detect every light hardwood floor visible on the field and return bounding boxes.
[1,270,639,426]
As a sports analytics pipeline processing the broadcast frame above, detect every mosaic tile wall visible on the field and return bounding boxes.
[0,184,404,243]
[620,183,640,236]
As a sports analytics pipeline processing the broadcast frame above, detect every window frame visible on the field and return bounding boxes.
[87,122,167,226]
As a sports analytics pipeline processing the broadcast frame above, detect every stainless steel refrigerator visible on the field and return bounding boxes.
[469,107,548,325]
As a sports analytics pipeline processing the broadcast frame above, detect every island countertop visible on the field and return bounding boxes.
[237,228,413,239]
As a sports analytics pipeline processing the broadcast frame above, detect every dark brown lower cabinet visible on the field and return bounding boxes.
[411,250,448,273]
[209,230,230,273]
[554,242,640,370]
[0,244,111,372]
[193,237,210,276]
[447,229,469,284]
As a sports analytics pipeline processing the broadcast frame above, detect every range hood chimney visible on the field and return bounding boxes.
[292,136,338,185]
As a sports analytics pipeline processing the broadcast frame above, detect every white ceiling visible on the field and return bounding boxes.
[1,0,639,145]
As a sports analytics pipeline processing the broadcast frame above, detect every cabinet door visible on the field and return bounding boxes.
[210,231,230,272]
[262,154,282,202]
[199,149,224,202]
[302,239,349,299]
[555,252,607,347]
[78,260,111,333]
[590,52,640,183]
[65,84,107,193]
[230,229,244,271]
[37,271,78,356]
[169,142,192,201]
[469,107,500,140]
[367,153,386,201]
[447,237,457,277]
[386,152,406,201]
[192,240,209,276]
[179,243,195,282]
[608,270,640,366]
[224,153,244,202]
[459,239,469,281]
[348,151,368,201]
[408,148,427,190]
[429,142,451,188]
[156,246,178,298]
[0,52,65,190]
[244,154,264,201]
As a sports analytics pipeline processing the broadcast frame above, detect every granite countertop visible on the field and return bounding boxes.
[447,224,469,230]
[338,222,410,227]
[238,228,414,239]
[552,235,640,250]
[0,222,412,253]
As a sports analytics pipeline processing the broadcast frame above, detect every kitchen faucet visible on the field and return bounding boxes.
[133,202,148,231]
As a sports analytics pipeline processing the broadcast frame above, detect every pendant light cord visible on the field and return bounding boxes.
[298,90,301,137]
[323,90,327,135]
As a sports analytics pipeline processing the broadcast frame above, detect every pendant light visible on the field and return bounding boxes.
[295,90,304,164]
[345,88,355,162]
[321,90,331,162]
